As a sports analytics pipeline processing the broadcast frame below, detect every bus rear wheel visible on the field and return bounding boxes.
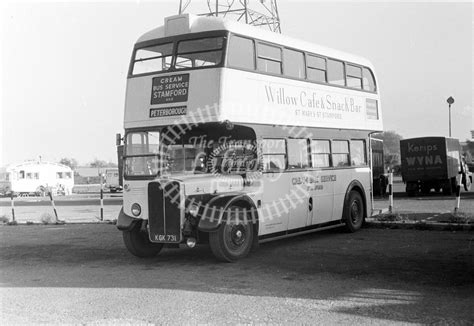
[122,222,163,258]
[209,206,253,262]
[343,191,364,233]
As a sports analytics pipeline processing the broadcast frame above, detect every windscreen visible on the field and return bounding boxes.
[131,36,225,76]
[175,37,224,69]
[124,131,161,177]
[132,43,173,75]
[123,125,258,179]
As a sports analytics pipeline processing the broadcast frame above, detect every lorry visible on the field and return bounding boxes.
[104,168,122,193]
[400,137,472,196]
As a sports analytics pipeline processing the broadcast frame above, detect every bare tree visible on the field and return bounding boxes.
[373,130,403,166]
[59,157,78,170]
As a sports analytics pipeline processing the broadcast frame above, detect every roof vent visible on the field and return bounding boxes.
[165,14,193,37]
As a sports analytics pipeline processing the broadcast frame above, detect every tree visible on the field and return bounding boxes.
[89,158,108,168]
[373,130,404,166]
[463,140,474,163]
[59,157,78,170]
[89,159,118,168]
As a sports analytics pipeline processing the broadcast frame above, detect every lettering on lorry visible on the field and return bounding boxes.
[407,142,438,155]
[406,155,443,166]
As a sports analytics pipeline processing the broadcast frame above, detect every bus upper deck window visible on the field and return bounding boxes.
[346,64,362,89]
[362,67,376,92]
[327,59,345,86]
[307,55,326,83]
[283,48,305,79]
[228,35,255,70]
[176,37,224,69]
[257,43,282,75]
[132,43,173,75]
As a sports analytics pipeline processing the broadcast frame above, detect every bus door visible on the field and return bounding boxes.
[286,139,312,230]
[260,138,289,234]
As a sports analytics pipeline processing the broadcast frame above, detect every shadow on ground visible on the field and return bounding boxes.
[1,224,473,323]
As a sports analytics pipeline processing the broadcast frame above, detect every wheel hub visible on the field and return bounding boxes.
[230,225,246,246]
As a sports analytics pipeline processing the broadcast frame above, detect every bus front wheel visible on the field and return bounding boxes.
[209,206,254,262]
[343,191,364,233]
[122,222,163,258]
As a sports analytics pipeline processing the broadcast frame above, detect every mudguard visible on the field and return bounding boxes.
[116,207,140,231]
[343,180,367,218]
[197,194,258,232]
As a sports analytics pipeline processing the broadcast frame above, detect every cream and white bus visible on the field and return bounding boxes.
[117,14,382,262]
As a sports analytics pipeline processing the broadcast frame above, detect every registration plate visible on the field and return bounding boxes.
[150,233,179,243]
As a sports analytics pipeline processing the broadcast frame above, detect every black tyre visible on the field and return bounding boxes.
[209,206,254,262]
[463,174,471,191]
[421,185,431,195]
[343,191,365,233]
[122,222,163,258]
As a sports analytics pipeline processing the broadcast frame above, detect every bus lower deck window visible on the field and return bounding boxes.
[262,139,286,171]
[311,139,331,168]
[350,140,366,166]
[287,139,309,169]
[332,140,350,167]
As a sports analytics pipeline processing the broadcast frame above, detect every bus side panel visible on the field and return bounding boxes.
[310,170,334,225]
[332,168,371,220]
[220,68,383,132]
[259,173,290,236]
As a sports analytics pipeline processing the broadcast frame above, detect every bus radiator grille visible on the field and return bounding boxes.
[148,181,181,243]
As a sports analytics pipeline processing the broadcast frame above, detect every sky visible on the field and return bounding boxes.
[1,0,473,166]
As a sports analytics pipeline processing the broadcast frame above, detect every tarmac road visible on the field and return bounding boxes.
[1,224,473,324]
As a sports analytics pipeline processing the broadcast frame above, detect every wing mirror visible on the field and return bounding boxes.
[116,133,122,146]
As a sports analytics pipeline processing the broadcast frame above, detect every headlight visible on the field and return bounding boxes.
[131,203,141,217]
[188,204,199,217]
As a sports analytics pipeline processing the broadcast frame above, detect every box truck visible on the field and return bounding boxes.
[104,168,122,193]
[400,137,471,196]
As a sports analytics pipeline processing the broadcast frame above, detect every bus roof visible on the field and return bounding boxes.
[137,14,375,69]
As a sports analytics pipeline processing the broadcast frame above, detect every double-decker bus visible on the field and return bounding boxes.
[117,14,382,262]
